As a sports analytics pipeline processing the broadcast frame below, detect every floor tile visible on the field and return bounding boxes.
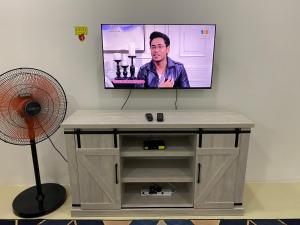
[156,220,167,225]
[130,220,159,225]
[75,220,104,225]
[280,219,300,225]
[251,220,284,225]
[191,220,220,225]
[103,221,131,225]
[19,220,44,225]
[219,220,247,225]
[40,220,73,225]
[0,220,15,225]
[164,220,194,225]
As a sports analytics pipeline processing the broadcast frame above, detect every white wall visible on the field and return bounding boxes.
[0,0,299,185]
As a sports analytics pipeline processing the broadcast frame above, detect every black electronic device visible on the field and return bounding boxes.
[141,183,175,196]
[144,140,166,150]
[145,113,153,122]
[149,184,162,194]
[157,113,164,122]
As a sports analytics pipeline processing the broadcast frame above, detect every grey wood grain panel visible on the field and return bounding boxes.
[202,133,236,148]
[77,148,119,155]
[234,133,250,203]
[80,134,114,148]
[64,133,80,205]
[194,148,238,209]
[77,151,121,210]
[71,206,244,217]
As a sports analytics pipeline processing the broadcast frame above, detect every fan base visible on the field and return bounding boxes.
[12,183,66,218]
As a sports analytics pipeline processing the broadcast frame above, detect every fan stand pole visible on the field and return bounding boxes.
[30,139,44,202]
[12,140,67,218]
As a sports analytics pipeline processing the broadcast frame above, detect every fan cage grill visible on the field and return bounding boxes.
[0,68,67,145]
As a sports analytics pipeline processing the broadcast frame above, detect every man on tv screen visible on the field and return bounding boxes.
[136,31,190,88]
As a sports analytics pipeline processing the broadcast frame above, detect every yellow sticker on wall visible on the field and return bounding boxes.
[75,26,88,41]
[75,26,88,35]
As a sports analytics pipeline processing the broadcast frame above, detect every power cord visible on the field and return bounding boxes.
[46,132,68,163]
[175,88,178,110]
[36,119,68,163]
[121,88,132,110]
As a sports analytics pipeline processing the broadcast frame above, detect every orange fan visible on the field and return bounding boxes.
[0,68,67,218]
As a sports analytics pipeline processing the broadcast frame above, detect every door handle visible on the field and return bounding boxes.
[115,163,118,184]
[197,163,201,183]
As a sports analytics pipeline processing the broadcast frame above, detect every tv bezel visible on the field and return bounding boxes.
[101,24,216,90]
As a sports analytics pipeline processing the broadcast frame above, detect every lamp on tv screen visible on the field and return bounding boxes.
[101,24,216,89]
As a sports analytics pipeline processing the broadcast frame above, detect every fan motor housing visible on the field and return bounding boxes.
[25,101,41,116]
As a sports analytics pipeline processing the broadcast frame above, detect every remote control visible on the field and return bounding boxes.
[145,113,153,122]
[157,113,164,122]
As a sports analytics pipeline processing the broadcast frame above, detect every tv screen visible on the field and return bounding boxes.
[101,24,216,89]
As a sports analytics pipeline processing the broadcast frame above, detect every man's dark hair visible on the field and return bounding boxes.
[150,31,170,47]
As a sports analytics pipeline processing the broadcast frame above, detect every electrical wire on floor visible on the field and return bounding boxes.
[36,119,68,163]
[175,88,178,110]
[121,88,132,110]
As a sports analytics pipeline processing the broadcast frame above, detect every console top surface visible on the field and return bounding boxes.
[62,110,254,129]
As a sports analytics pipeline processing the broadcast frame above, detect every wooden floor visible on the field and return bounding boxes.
[1,182,300,219]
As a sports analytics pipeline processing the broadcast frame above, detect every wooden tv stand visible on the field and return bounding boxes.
[62,110,254,217]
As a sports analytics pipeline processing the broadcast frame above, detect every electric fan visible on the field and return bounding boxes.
[0,68,67,218]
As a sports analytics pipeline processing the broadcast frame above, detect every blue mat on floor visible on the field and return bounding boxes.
[0,219,299,225]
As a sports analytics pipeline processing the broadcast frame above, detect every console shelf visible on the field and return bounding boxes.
[122,183,193,208]
[121,148,194,157]
[62,110,254,216]
[120,135,195,157]
[122,158,194,183]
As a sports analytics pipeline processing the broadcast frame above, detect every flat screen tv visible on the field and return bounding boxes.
[101,24,216,89]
